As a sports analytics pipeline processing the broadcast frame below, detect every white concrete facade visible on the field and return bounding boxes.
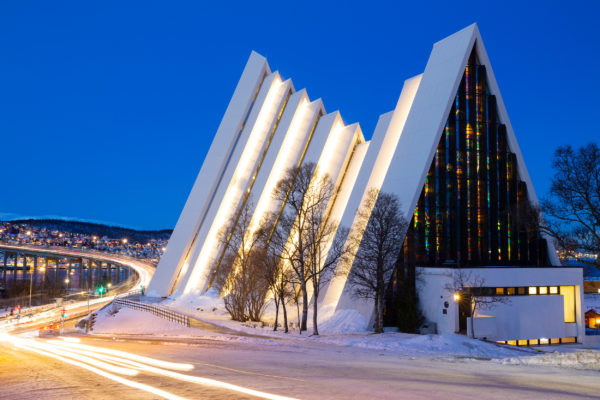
[149,24,583,342]
[417,267,585,343]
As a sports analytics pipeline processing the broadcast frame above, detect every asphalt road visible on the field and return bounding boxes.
[2,332,600,400]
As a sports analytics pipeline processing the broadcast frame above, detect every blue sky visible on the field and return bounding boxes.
[1,1,598,230]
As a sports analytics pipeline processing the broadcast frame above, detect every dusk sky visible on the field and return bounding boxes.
[1,1,598,230]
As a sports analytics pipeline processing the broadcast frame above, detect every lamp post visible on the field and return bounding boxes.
[28,263,33,309]
[39,266,45,301]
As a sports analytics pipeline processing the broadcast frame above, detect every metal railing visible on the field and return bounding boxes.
[113,298,190,327]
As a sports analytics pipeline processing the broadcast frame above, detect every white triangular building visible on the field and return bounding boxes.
[148,24,584,345]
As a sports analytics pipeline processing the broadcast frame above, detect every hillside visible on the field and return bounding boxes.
[4,219,172,242]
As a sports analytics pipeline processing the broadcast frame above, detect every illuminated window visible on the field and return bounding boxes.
[549,286,558,294]
[560,286,576,323]
[539,338,549,345]
[529,339,539,345]
[561,337,576,344]
[539,287,548,295]
[495,287,504,295]
[550,338,560,344]
[517,340,528,346]
[528,287,537,295]
[517,287,526,295]
[507,340,517,346]
[506,287,515,295]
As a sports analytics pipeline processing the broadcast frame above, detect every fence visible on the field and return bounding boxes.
[113,298,190,327]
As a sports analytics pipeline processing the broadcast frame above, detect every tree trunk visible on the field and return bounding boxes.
[378,292,385,333]
[296,299,301,334]
[273,297,280,331]
[373,292,383,333]
[312,288,319,336]
[301,283,308,332]
[373,295,380,333]
[282,296,288,333]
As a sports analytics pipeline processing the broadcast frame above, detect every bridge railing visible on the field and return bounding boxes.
[113,298,190,327]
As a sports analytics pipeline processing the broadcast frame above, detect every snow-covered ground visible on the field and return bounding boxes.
[585,292,600,311]
[88,291,600,372]
[90,306,203,336]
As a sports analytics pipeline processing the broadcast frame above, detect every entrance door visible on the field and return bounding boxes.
[458,294,472,334]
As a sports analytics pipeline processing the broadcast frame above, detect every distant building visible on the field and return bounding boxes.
[149,24,584,344]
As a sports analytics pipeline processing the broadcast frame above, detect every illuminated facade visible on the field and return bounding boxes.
[149,24,584,343]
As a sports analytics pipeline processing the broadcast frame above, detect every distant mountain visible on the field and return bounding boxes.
[5,219,172,242]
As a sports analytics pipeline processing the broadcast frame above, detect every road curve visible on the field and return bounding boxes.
[0,243,156,333]
[0,243,155,289]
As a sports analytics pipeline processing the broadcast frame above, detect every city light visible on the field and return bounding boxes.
[453,293,460,302]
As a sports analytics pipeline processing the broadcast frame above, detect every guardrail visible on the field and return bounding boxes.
[113,298,190,327]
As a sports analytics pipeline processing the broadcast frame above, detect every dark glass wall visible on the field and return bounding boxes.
[398,48,549,270]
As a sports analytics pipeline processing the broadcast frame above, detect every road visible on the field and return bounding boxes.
[1,331,600,400]
[0,244,155,334]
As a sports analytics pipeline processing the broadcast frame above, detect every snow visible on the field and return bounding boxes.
[93,298,531,361]
[503,350,600,370]
[318,309,368,334]
[90,292,600,372]
[584,292,600,311]
[91,305,202,336]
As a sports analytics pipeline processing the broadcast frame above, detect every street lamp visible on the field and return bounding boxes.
[28,263,34,308]
[453,293,461,302]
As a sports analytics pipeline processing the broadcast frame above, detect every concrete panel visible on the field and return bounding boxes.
[148,51,270,297]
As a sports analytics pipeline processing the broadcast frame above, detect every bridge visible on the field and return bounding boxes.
[0,242,155,308]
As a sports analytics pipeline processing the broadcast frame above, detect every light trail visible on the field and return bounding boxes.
[1,334,298,400]
[2,335,186,400]
[47,339,194,371]
[46,339,299,400]
[0,245,299,400]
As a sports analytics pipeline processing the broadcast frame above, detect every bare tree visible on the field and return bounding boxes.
[261,243,293,332]
[271,163,348,335]
[445,269,509,338]
[214,198,269,322]
[345,189,408,333]
[541,143,600,269]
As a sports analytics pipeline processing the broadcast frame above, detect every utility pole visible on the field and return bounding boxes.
[28,258,33,309]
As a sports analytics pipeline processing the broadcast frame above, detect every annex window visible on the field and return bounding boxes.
[528,286,537,295]
[560,286,576,323]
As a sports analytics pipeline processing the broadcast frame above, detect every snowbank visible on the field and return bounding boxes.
[503,350,600,370]
[92,306,202,336]
[318,309,368,334]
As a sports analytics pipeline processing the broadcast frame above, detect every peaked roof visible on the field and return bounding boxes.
[379,23,559,265]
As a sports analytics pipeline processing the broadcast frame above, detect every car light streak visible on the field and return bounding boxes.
[46,339,298,400]
[1,336,186,400]
[18,340,139,376]
[48,339,194,371]
[1,334,298,400]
